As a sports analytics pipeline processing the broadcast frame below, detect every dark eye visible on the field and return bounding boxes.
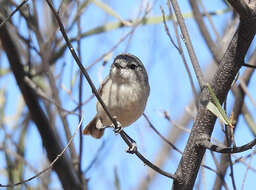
[129,64,137,70]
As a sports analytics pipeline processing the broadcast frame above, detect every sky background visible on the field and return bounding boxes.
[1,0,256,189]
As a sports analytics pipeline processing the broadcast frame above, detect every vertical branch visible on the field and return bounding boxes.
[173,9,256,190]
[169,0,205,89]
[188,0,221,62]
[213,51,256,190]
[0,19,83,190]
[76,0,85,185]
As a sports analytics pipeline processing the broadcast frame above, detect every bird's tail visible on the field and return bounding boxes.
[83,116,105,139]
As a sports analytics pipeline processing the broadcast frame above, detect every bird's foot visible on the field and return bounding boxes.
[126,142,137,154]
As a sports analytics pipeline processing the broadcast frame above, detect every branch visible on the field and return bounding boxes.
[45,0,176,180]
[0,0,29,28]
[188,0,221,62]
[173,9,256,190]
[0,18,83,190]
[200,138,256,153]
[0,118,83,188]
[227,0,251,18]
[169,0,205,89]
[143,113,182,154]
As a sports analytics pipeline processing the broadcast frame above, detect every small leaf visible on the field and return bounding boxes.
[206,83,233,127]
[207,101,228,125]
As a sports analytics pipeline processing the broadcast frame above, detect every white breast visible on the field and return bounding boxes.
[97,78,149,127]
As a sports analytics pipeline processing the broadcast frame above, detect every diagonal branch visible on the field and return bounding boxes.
[173,14,256,190]
[227,0,251,18]
[45,0,176,180]
[169,0,205,89]
[0,19,83,190]
[188,0,221,62]
[213,49,256,190]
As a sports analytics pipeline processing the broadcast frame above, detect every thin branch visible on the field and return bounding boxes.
[241,156,253,190]
[198,0,220,40]
[161,5,197,103]
[0,0,29,28]
[200,138,256,153]
[0,16,82,190]
[169,0,205,89]
[45,0,176,180]
[224,125,237,190]
[143,113,182,154]
[0,117,83,188]
[213,50,256,190]
[76,0,84,185]
[173,10,256,190]
[189,0,220,62]
[242,63,256,68]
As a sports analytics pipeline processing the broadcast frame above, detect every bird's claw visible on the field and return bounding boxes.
[113,122,122,134]
[126,142,137,154]
[110,119,122,134]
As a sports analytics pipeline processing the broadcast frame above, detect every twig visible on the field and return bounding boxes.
[241,156,253,190]
[76,0,84,184]
[84,140,106,174]
[200,138,256,153]
[143,113,182,154]
[188,0,220,62]
[242,63,256,68]
[0,117,83,188]
[169,0,205,89]
[45,0,175,180]
[161,5,197,102]
[0,0,29,28]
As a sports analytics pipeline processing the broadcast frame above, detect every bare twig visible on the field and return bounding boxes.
[76,0,84,184]
[0,117,83,188]
[161,6,197,102]
[143,113,182,154]
[173,7,256,190]
[169,0,205,89]
[189,0,220,62]
[200,138,256,153]
[45,0,176,180]
[0,0,29,28]
[0,16,82,190]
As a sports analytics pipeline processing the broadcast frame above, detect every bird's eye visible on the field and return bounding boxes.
[129,64,137,70]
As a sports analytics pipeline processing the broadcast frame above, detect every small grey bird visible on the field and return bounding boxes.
[83,53,150,138]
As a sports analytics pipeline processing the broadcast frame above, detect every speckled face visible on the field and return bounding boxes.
[110,54,148,84]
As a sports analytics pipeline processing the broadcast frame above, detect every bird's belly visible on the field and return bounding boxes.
[97,82,148,127]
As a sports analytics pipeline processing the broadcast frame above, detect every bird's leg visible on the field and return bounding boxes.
[103,116,122,133]
[124,132,137,154]
[112,117,122,134]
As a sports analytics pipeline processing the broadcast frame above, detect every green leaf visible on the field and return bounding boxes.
[207,101,228,125]
[206,83,232,127]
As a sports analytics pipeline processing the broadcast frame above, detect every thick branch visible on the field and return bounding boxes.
[0,20,83,190]
[213,49,256,190]
[227,0,251,18]
[173,17,256,190]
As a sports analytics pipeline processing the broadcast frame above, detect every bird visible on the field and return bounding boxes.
[83,53,150,138]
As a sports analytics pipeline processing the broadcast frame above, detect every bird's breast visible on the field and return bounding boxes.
[97,79,149,126]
